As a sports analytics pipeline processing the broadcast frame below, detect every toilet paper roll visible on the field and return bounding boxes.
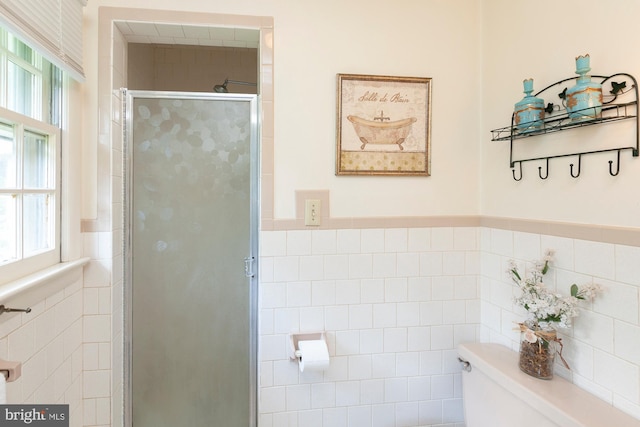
[297,339,330,373]
[0,372,6,404]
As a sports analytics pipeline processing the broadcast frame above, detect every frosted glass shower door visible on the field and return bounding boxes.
[126,93,258,427]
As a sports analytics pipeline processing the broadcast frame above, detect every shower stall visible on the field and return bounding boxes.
[122,90,259,427]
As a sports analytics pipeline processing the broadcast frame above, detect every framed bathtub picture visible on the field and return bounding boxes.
[336,73,432,176]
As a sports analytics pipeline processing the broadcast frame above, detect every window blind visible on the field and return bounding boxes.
[0,0,86,81]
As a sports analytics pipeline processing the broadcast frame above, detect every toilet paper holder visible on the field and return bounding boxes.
[289,331,326,362]
[0,359,21,382]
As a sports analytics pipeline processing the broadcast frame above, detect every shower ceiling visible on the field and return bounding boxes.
[114,21,259,48]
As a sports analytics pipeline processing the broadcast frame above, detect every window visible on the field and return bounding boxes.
[0,28,62,285]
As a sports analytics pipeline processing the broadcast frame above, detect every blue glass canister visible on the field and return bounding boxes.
[566,54,602,121]
[514,78,545,132]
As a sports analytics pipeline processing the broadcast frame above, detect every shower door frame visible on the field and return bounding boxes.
[121,90,260,427]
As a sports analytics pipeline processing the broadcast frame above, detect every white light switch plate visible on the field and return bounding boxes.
[304,199,321,226]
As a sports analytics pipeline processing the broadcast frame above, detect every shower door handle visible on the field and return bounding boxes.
[244,257,256,278]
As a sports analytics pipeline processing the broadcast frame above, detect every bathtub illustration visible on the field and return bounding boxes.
[347,114,417,150]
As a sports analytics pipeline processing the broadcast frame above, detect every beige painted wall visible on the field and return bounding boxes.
[84,0,640,227]
[480,0,640,228]
[83,0,482,221]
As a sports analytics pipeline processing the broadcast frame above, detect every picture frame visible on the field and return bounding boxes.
[336,73,432,176]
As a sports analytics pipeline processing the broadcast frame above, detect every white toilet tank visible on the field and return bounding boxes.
[458,342,640,427]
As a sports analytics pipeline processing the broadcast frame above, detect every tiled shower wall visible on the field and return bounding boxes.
[258,227,480,427]
[127,43,258,93]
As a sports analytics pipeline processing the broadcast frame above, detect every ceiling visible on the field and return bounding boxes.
[114,21,259,48]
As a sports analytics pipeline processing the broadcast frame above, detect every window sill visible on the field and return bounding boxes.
[0,257,90,311]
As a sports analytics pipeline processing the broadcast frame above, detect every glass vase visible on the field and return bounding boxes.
[519,327,556,380]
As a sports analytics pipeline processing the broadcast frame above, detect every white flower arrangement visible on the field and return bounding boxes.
[508,249,601,332]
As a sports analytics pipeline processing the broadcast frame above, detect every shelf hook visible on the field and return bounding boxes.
[511,162,523,181]
[609,150,621,176]
[538,158,549,180]
[570,155,582,178]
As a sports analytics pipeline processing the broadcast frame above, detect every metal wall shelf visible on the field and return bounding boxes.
[491,73,639,180]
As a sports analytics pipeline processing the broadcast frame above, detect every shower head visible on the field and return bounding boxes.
[213,78,257,93]
[213,79,229,93]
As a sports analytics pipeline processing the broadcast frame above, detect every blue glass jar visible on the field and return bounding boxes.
[566,54,602,121]
[514,78,545,133]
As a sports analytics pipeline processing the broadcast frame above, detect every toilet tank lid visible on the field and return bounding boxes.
[458,343,640,427]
